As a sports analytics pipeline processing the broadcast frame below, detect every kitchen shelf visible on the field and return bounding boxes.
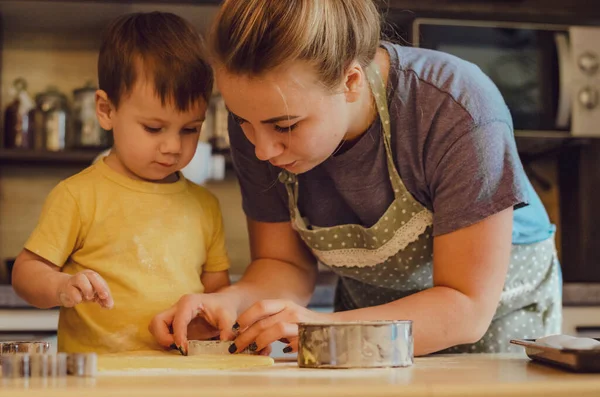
[0,149,103,165]
[0,0,222,3]
[0,1,221,37]
[383,0,600,17]
[0,149,236,171]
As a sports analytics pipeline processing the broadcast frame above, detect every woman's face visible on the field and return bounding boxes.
[216,62,354,174]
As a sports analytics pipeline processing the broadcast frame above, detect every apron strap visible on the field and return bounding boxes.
[364,63,409,198]
[279,170,299,221]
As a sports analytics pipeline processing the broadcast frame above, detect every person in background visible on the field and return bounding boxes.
[150,0,560,355]
[12,11,229,353]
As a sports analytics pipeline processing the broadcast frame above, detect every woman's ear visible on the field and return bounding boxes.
[96,90,114,131]
[343,62,365,104]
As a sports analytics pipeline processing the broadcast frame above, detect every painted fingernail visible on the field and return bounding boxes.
[228,343,237,354]
[283,346,293,354]
[232,323,240,331]
[170,344,177,350]
[178,346,187,356]
[248,342,258,352]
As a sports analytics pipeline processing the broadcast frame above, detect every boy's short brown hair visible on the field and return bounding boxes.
[98,12,213,111]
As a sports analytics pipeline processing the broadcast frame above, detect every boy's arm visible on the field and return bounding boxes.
[16,182,113,309]
[12,250,71,309]
[12,249,114,309]
[201,270,230,293]
[198,192,231,294]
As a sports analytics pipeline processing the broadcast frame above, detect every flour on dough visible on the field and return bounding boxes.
[97,350,274,373]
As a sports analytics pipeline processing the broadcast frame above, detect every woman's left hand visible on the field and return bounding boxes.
[231,300,330,354]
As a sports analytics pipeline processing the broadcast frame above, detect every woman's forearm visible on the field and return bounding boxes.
[222,258,318,313]
[331,286,491,355]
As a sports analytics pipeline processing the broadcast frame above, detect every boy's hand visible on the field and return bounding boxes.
[57,270,114,309]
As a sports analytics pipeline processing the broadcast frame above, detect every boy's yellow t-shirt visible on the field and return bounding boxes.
[24,159,230,353]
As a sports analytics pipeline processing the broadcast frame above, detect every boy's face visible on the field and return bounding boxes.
[96,77,207,183]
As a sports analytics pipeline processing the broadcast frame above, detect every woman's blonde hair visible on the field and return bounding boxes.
[210,0,381,90]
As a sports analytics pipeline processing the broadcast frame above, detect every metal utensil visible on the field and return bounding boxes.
[187,340,256,355]
[298,320,413,369]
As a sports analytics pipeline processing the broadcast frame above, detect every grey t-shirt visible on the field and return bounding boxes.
[228,42,555,243]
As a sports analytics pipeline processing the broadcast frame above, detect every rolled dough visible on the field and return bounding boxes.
[98,350,274,372]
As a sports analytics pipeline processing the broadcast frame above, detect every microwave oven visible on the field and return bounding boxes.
[412,19,600,138]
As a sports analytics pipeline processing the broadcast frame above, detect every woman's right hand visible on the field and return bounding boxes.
[148,292,240,352]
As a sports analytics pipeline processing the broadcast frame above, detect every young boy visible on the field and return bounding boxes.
[11,12,230,354]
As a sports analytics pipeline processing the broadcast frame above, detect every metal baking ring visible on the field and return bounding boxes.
[298,320,414,368]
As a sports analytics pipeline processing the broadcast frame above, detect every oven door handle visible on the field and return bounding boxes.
[555,32,572,129]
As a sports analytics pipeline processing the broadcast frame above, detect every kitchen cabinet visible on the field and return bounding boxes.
[382,0,600,55]
[0,149,99,165]
[383,0,600,17]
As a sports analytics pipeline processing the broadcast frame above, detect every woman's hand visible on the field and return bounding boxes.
[149,292,241,352]
[230,300,330,354]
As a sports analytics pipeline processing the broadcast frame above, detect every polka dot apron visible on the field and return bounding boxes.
[278,63,561,353]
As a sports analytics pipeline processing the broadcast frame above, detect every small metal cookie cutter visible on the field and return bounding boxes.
[1,353,68,378]
[187,340,255,355]
[298,320,414,368]
[67,353,98,377]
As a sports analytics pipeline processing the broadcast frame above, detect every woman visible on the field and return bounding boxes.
[149,0,560,355]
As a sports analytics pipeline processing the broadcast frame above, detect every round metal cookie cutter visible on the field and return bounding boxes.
[297,320,413,368]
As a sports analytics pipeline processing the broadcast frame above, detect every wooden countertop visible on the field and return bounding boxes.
[1,353,600,397]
